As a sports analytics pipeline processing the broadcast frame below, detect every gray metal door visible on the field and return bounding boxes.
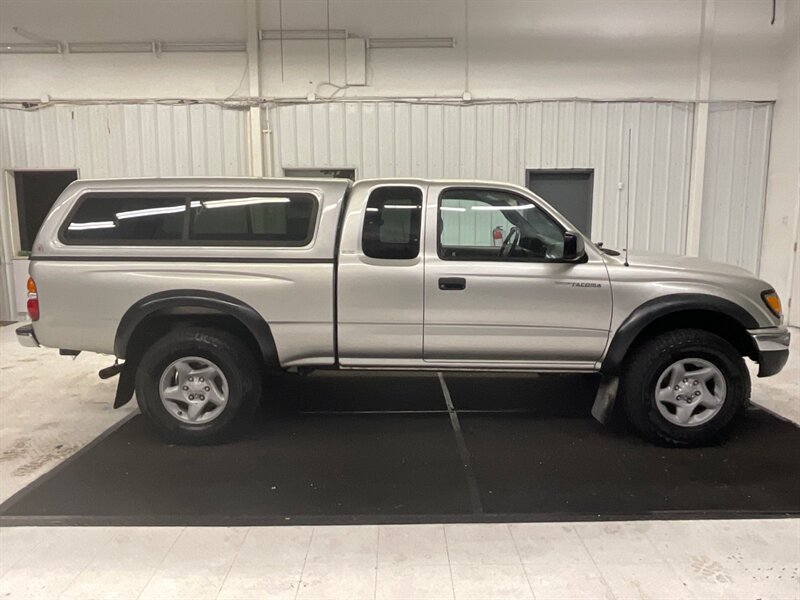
[527,170,593,236]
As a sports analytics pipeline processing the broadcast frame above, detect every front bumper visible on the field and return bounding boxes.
[16,324,40,348]
[749,326,790,377]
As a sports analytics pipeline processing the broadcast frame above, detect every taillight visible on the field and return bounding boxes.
[26,277,39,321]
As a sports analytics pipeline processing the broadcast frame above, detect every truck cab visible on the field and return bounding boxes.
[336,179,610,371]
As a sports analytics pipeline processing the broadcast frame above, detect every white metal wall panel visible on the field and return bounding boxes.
[269,100,695,254]
[700,102,772,274]
[0,103,251,319]
[0,103,251,178]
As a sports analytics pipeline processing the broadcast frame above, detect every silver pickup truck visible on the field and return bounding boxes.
[17,177,790,446]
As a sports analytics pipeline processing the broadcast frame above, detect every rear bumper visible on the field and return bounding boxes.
[16,324,40,348]
[749,326,790,377]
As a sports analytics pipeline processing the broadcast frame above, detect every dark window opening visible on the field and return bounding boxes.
[526,169,594,236]
[362,186,422,260]
[14,170,78,253]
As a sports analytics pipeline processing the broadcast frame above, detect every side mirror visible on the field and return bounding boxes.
[563,231,585,260]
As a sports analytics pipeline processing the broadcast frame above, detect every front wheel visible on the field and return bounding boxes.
[135,326,261,444]
[620,328,750,446]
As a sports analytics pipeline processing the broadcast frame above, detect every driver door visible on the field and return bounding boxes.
[423,184,612,367]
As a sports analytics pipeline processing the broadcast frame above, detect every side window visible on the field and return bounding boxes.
[438,188,565,261]
[188,194,316,245]
[62,192,318,246]
[362,186,423,260]
[62,195,185,244]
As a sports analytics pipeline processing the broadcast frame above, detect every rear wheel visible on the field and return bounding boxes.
[620,328,750,446]
[135,326,260,444]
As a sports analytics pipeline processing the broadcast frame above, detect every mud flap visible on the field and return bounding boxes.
[591,374,619,424]
[113,363,136,408]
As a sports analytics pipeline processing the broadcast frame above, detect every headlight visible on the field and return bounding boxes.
[761,289,783,318]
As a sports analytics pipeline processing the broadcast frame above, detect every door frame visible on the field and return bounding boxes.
[4,168,81,257]
[1,168,80,319]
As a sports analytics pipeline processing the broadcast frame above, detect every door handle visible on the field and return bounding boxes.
[439,277,466,291]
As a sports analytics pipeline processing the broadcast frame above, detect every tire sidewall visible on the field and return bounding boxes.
[136,329,257,443]
[623,330,750,446]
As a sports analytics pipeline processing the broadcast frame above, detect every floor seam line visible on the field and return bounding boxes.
[137,525,186,600]
[508,524,537,600]
[294,526,315,600]
[52,529,113,599]
[442,524,457,600]
[573,525,618,600]
[373,526,379,600]
[1,530,48,577]
[438,372,484,515]
[214,526,250,600]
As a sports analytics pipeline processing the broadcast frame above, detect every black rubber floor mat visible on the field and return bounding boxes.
[0,413,471,523]
[1,374,798,525]
[444,373,600,414]
[460,408,800,517]
[270,371,446,412]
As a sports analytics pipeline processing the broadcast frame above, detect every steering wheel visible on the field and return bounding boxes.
[499,226,520,257]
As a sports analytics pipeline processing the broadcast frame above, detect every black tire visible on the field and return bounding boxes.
[620,328,750,447]
[135,326,261,444]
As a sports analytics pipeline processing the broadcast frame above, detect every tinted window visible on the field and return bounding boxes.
[362,187,422,260]
[63,196,185,243]
[438,188,565,261]
[62,192,318,246]
[188,194,316,245]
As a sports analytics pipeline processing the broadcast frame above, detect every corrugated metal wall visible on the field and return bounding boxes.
[700,102,772,274]
[0,103,251,177]
[269,100,696,255]
[0,103,252,319]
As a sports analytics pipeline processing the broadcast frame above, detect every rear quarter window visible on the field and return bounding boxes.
[361,186,423,260]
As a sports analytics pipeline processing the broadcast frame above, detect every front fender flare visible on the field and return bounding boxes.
[600,293,759,375]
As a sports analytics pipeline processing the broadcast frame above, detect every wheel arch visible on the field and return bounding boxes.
[601,294,760,375]
[114,290,280,369]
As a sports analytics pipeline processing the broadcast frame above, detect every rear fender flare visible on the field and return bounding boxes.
[114,289,279,366]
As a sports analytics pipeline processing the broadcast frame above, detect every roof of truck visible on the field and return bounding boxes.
[61,176,353,188]
[62,176,529,188]
[57,176,544,214]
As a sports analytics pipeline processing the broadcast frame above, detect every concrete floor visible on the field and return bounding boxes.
[0,324,136,503]
[1,323,798,599]
[1,520,798,600]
